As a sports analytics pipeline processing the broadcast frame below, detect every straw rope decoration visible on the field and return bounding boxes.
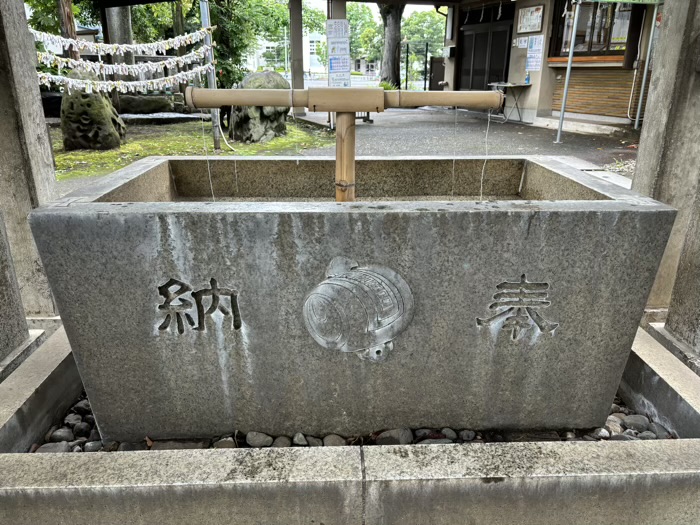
[31,27,216,93]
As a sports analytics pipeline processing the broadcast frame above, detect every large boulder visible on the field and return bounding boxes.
[60,72,126,150]
[229,71,290,143]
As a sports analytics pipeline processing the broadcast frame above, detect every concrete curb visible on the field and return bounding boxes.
[620,328,700,438]
[0,327,82,453]
[0,329,46,383]
[1,441,699,524]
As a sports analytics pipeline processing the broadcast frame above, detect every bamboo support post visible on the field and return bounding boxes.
[335,112,356,202]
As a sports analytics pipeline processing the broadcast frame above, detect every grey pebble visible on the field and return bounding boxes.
[591,428,610,440]
[376,428,413,445]
[306,436,323,447]
[623,429,639,437]
[459,430,476,442]
[73,422,92,438]
[88,428,101,442]
[323,434,346,447]
[84,415,95,426]
[44,425,58,443]
[68,438,88,448]
[623,414,650,432]
[441,428,457,440]
[272,436,292,448]
[83,441,102,452]
[563,431,577,441]
[246,432,273,448]
[72,399,91,415]
[117,441,148,451]
[101,441,119,452]
[50,427,74,443]
[36,442,71,453]
[637,431,657,440]
[213,437,236,448]
[419,438,453,444]
[605,417,624,435]
[609,434,638,441]
[414,428,436,440]
[292,432,308,446]
[649,422,671,440]
[71,445,83,453]
[151,440,209,450]
[63,413,82,428]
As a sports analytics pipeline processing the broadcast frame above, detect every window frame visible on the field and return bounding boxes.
[550,0,632,58]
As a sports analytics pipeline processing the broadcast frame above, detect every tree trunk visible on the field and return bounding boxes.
[378,3,405,87]
[56,0,79,60]
[173,1,187,93]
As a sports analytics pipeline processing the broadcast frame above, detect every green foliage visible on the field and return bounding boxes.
[25,0,101,33]
[316,41,328,70]
[378,80,397,90]
[347,2,382,61]
[212,0,325,87]
[401,9,446,57]
[25,0,70,33]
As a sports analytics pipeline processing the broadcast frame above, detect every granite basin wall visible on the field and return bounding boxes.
[29,156,675,442]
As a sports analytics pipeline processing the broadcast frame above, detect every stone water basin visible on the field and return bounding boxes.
[29,155,675,442]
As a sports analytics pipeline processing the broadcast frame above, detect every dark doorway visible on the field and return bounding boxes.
[429,57,446,90]
[458,4,514,91]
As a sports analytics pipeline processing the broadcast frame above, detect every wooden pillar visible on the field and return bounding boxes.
[330,0,346,18]
[335,112,355,202]
[289,0,305,116]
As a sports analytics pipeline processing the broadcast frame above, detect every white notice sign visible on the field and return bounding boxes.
[326,19,351,89]
[326,19,349,38]
[329,55,351,73]
[329,72,351,88]
[328,37,350,56]
[526,34,544,71]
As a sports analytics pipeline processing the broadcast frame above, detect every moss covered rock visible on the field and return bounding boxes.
[229,71,290,143]
[60,72,126,150]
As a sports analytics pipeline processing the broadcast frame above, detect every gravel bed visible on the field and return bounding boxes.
[30,393,677,453]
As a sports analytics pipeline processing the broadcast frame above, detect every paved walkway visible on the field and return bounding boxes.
[295,108,639,169]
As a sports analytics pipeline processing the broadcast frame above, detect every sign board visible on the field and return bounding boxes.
[526,34,544,71]
[326,19,351,89]
[329,72,351,87]
[328,38,350,57]
[326,19,349,38]
[517,5,544,34]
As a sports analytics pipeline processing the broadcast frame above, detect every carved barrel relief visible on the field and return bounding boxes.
[303,257,415,362]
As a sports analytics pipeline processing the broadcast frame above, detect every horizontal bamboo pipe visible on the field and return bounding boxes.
[185,87,504,112]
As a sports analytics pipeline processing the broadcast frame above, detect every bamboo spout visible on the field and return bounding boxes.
[185,87,504,113]
[185,86,505,202]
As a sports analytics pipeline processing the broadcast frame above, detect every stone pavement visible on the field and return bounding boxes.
[294,108,638,169]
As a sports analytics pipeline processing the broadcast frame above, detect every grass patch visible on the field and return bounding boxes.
[51,119,334,180]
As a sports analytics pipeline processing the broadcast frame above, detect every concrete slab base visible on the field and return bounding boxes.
[1,330,699,524]
[1,440,699,525]
[0,329,46,383]
[645,322,700,377]
[620,329,700,438]
[0,327,82,453]
[533,115,626,136]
